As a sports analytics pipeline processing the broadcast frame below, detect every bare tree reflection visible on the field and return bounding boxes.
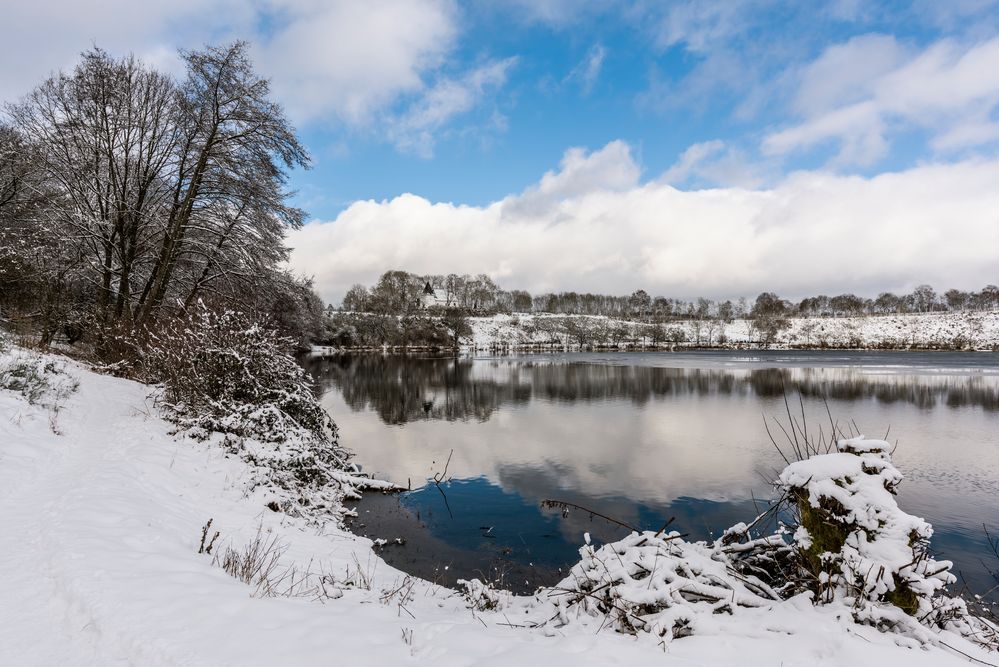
[306,355,999,425]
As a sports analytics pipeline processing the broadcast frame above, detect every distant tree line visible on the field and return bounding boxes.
[340,271,999,322]
[0,43,324,351]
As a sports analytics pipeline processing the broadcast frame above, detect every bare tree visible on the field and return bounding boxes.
[4,43,314,345]
[137,42,309,324]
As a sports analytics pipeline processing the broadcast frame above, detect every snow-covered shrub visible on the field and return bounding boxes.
[146,307,333,445]
[144,305,397,517]
[548,530,785,644]
[0,345,78,409]
[458,578,511,611]
[779,436,971,639]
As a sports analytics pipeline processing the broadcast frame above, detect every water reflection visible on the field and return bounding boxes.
[309,352,999,596]
[306,353,999,426]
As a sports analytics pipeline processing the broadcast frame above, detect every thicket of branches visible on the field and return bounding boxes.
[0,43,323,351]
[341,270,999,323]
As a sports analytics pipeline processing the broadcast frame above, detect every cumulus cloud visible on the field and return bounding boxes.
[765,34,999,164]
[509,140,640,211]
[254,0,457,125]
[288,140,999,304]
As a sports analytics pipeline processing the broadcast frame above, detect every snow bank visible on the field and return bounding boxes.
[1,344,996,665]
[465,310,999,350]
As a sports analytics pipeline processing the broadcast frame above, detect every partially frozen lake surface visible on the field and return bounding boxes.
[308,351,999,594]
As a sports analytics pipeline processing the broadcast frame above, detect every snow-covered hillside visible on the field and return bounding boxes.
[1,345,995,665]
[467,311,999,350]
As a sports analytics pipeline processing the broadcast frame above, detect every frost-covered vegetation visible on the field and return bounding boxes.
[140,306,398,519]
[469,310,999,350]
[340,270,999,319]
[0,340,78,409]
[779,437,968,637]
[0,40,377,516]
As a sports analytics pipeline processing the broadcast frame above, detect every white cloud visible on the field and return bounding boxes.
[0,0,494,144]
[765,34,999,164]
[661,140,770,188]
[764,102,888,166]
[496,0,612,28]
[790,34,905,116]
[564,44,606,95]
[651,0,760,53]
[386,57,517,157]
[0,0,251,102]
[661,140,726,182]
[254,0,458,125]
[288,140,999,303]
[504,140,640,216]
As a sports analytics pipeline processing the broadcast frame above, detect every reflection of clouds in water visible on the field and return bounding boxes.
[314,353,999,512]
[327,389,780,505]
[318,353,999,596]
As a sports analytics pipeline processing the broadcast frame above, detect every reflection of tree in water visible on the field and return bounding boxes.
[307,355,530,424]
[307,355,999,424]
[784,368,999,411]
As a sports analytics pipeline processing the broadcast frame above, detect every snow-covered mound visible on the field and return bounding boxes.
[779,436,972,642]
[1,344,995,665]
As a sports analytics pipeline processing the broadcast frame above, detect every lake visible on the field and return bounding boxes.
[307,351,999,595]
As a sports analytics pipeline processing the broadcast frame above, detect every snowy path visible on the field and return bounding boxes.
[1,355,994,666]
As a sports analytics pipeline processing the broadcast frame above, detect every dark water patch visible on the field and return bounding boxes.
[348,479,774,595]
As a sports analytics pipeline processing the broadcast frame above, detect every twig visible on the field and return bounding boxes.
[541,499,639,533]
[939,640,999,667]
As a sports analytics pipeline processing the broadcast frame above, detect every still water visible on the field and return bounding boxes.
[307,351,999,595]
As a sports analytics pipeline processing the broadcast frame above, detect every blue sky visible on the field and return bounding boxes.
[281,0,999,218]
[4,1,999,301]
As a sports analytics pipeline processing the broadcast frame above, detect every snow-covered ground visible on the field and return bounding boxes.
[1,346,995,665]
[467,310,999,350]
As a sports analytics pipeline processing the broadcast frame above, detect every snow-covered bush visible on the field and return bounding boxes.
[458,578,511,612]
[779,436,970,638]
[146,307,333,444]
[548,530,785,644]
[144,305,397,518]
[0,344,78,409]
